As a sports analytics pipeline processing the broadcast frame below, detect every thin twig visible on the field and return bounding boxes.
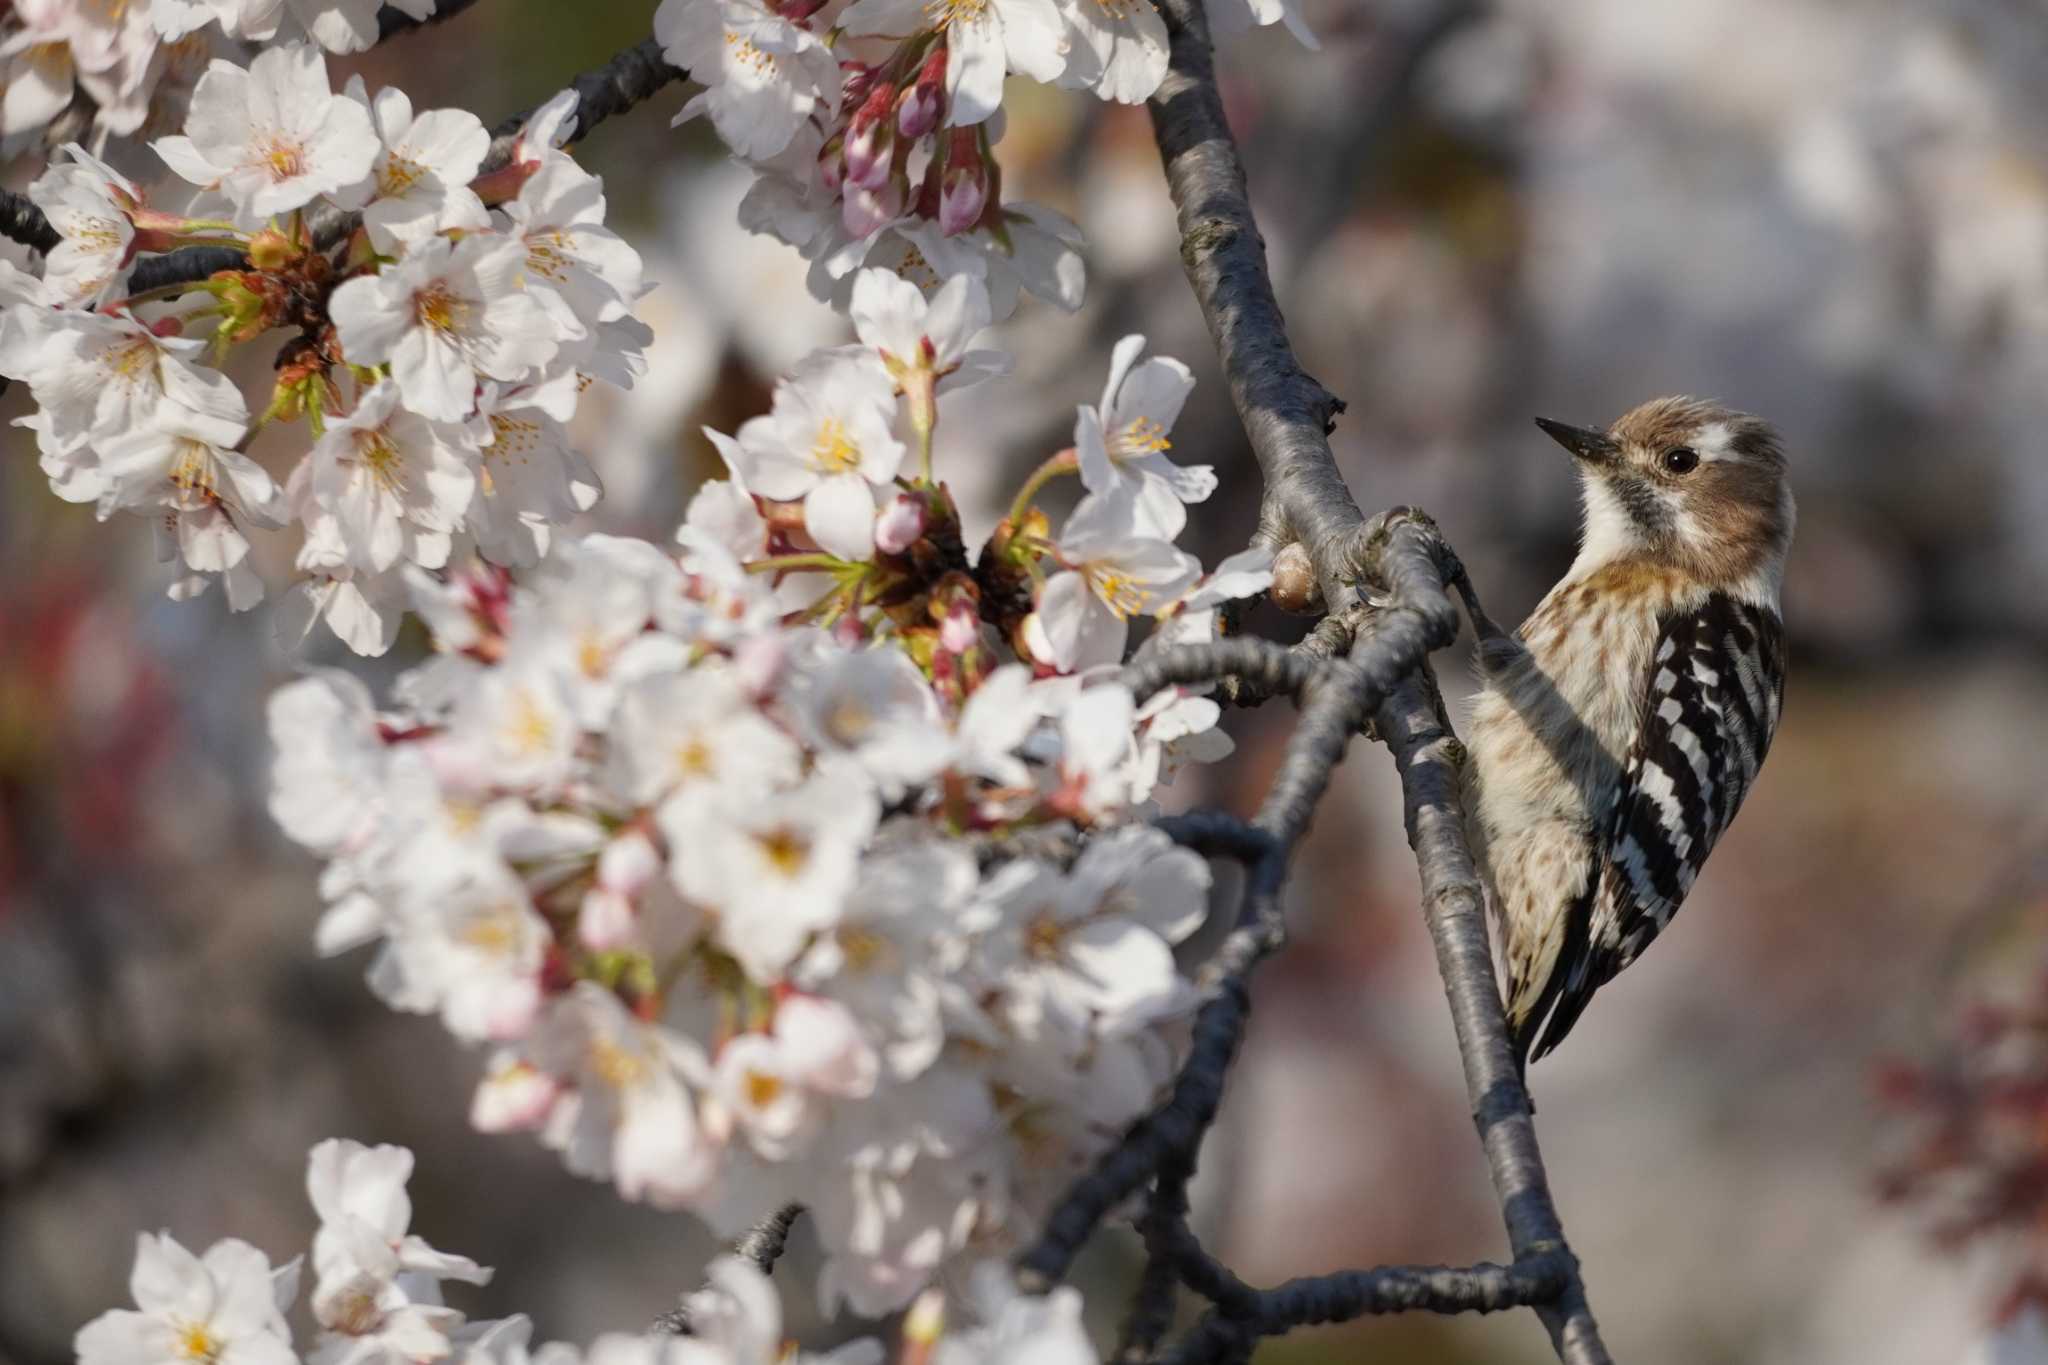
[376,0,486,40]
[651,1204,807,1335]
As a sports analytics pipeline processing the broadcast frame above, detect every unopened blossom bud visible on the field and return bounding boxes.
[940,596,980,654]
[843,83,899,191]
[1269,541,1321,614]
[839,60,879,112]
[598,828,662,898]
[874,493,927,553]
[939,128,988,236]
[897,48,946,140]
[579,888,637,951]
[843,179,902,239]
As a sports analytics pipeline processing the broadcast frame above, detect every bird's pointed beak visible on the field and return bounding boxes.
[1534,417,1620,466]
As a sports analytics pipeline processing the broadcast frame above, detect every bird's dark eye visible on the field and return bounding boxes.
[1661,446,1699,474]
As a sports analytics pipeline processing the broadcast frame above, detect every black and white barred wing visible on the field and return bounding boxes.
[1527,594,1786,1061]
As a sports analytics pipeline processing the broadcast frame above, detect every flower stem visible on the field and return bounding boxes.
[744,552,846,575]
[1006,446,1079,528]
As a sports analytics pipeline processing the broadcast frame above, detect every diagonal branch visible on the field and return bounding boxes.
[481,36,686,173]
[1148,0,1369,610]
[1375,669,1612,1364]
[651,1204,807,1335]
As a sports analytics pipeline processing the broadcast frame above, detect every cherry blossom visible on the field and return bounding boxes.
[300,380,478,574]
[705,349,904,560]
[1028,487,1202,673]
[306,1138,490,1364]
[1074,333,1214,539]
[329,234,561,423]
[655,0,842,161]
[74,1234,297,1365]
[841,0,1069,126]
[28,145,141,305]
[153,43,379,222]
[335,78,492,252]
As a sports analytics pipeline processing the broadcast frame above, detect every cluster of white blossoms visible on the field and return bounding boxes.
[0,2,449,153]
[13,0,1292,1341]
[267,262,1269,1311]
[0,40,644,654]
[75,1138,1099,1365]
[653,0,1312,318]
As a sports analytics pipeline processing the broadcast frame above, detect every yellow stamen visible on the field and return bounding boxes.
[354,431,407,494]
[676,737,716,778]
[1086,567,1152,620]
[744,1069,784,1109]
[756,828,810,878]
[589,1037,647,1089]
[262,139,306,181]
[501,688,555,755]
[811,418,862,474]
[1113,415,1171,458]
[413,282,467,334]
[176,1324,222,1364]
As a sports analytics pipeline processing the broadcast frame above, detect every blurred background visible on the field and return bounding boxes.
[4,1,2047,1362]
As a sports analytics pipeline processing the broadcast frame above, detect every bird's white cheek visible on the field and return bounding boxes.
[1570,474,1645,576]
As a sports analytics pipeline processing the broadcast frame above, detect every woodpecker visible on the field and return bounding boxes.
[1461,396,1792,1069]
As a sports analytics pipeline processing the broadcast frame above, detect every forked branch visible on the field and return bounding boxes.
[1012,1,1616,1360]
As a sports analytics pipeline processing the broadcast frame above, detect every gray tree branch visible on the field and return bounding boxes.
[1015,1,1618,1361]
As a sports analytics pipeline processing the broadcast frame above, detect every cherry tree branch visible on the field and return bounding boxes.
[0,188,58,254]
[376,0,486,40]
[1146,0,1367,609]
[481,36,685,173]
[650,1204,807,1335]
[1374,670,1610,1363]
[1016,2,1617,1361]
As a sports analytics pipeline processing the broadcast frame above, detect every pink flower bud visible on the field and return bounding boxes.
[842,178,902,239]
[839,60,878,111]
[897,48,946,139]
[598,829,661,896]
[843,83,899,191]
[579,887,637,951]
[939,128,988,236]
[941,597,981,654]
[874,493,927,553]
